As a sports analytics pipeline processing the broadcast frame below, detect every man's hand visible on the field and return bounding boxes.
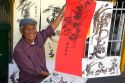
[60,4,66,17]
[50,4,66,31]
[39,71,50,78]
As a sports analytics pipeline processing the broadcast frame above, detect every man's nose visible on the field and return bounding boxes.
[28,29,35,33]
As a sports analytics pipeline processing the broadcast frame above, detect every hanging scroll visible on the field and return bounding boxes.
[55,0,96,76]
[41,0,65,73]
[82,1,121,78]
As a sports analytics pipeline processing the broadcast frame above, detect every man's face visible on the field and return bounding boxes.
[23,24,37,43]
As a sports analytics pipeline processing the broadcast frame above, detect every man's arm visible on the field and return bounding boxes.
[38,4,66,43]
[50,4,66,31]
[13,48,50,78]
[13,49,38,76]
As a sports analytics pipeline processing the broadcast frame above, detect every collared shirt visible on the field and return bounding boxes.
[13,25,55,83]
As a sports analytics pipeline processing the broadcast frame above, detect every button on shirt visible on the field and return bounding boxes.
[13,25,55,83]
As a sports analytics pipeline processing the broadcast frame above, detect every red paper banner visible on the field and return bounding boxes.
[55,0,96,76]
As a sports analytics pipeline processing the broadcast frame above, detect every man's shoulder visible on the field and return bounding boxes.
[14,38,24,51]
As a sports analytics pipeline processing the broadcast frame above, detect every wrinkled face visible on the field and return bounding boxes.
[22,24,37,43]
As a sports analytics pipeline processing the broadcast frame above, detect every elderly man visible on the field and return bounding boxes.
[13,5,66,83]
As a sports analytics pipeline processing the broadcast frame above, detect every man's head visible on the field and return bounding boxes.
[19,18,37,43]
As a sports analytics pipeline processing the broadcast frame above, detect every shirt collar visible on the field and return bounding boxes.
[21,37,35,48]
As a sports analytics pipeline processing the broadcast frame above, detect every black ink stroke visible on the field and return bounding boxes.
[16,1,35,18]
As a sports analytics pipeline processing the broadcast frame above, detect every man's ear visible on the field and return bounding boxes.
[19,27,24,35]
